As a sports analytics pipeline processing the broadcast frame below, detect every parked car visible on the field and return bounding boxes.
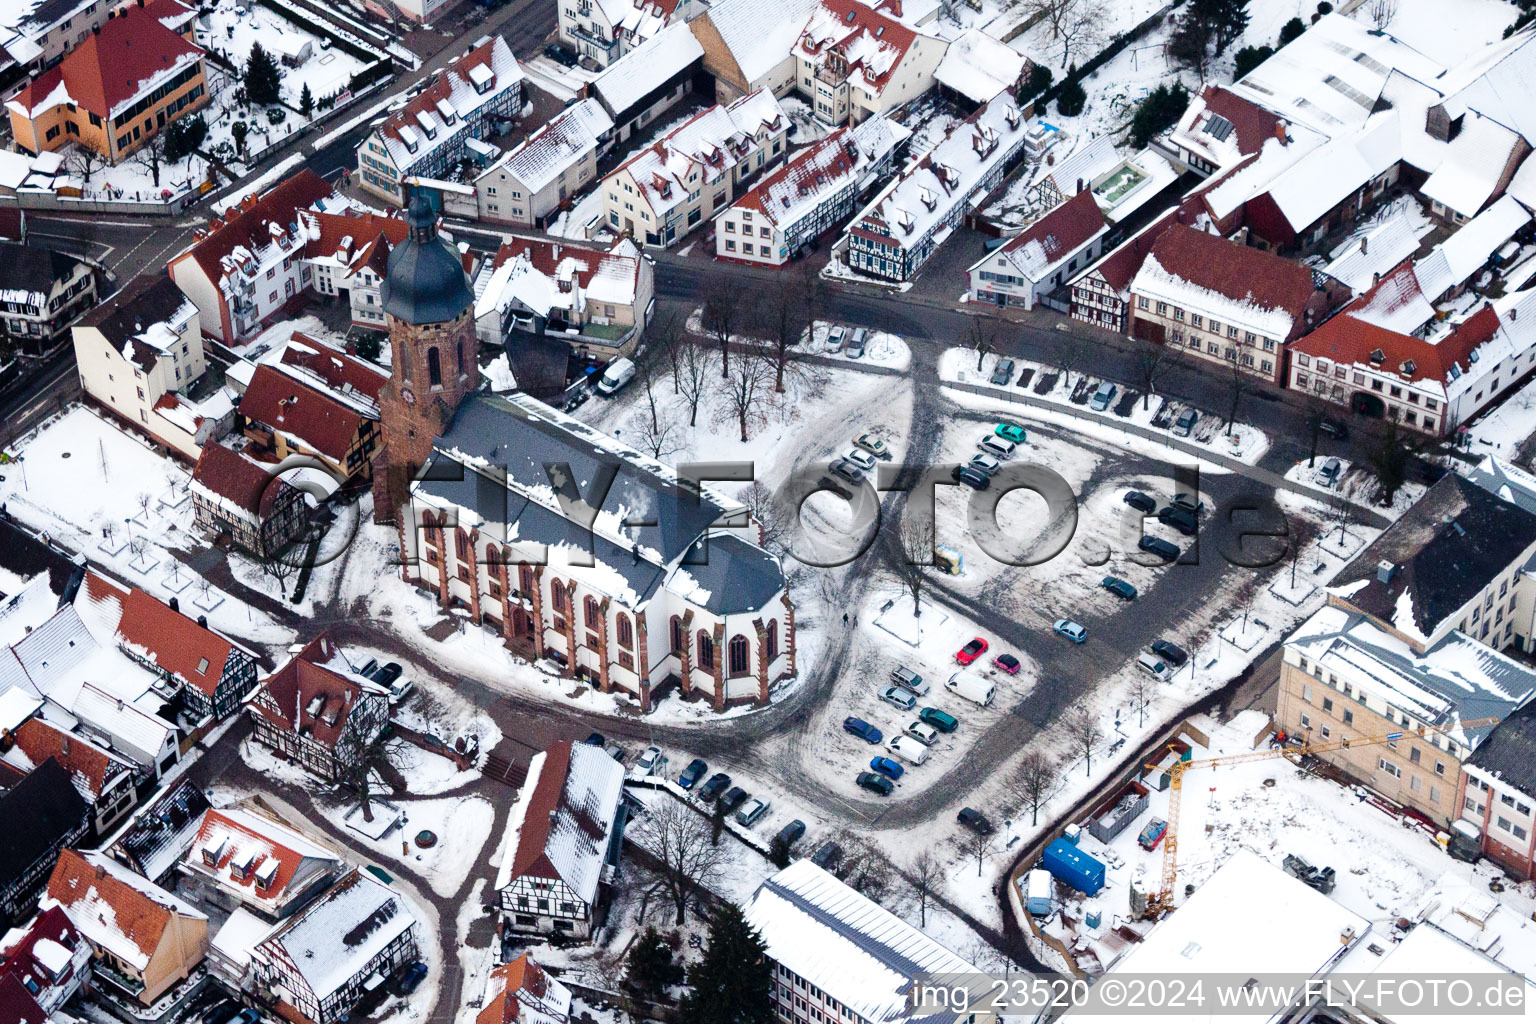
[720,786,750,813]
[990,358,1016,385]
[995,422,1027,444]
[968,453,1002,476]
[844,448,877,472]
[1318,417,1348,439]
[953,465,990,490]
[1138,535,1181,561]
[844,328,868,358]
[1136,652,1171,680]
[843,717,883,743]
[699,773,732,801]
[1172,492,1205,516]
[977,434,1017,459]
[1171,408,1198,437]
[678,758,708,789]
[1053,619,1087,643]
[906,721,939,745]
[886,735,929,765]
[374,663,411,704]
[825,325,847,352]
[869,756,904,781]
[604,743,627,765]
[890,665,928,695]
[830,457,865,484]
[204,1000,241,1024]
[1102,576,1137,600]
[1137,818,1169,850]
[918,706,959,733]
[356,658,379,679]
[853,432,888,458]
[810,841,842,869]
[775,820,806,848]
[1151,639,1188,666]
[393,962,429,996]
[371,662,402,688]
[583,732,605,746]
[634,746,667,776]
[993,653,1022,674]
[543,41,578,65]
[879,685,916,711]
[1317,457,1342,489]
[856,771,894,796]
[596,357,635,396]
[955,637,988,665]
[736,797,771,826]
[1123,490,1157,513]
[1089,382,1117,411]
[957,807,994,834]
[1157,506,1198,535]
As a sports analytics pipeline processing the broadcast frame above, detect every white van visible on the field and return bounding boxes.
[886,735,930,765]
[596,357,635,396]
[945,670,996,707]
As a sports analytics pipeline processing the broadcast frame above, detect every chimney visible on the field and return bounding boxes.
[169,596,179,612]
[198,614,208,627]
[1275,122,1287,143]
[1360,236,1368,255]
[1075,177,1085,194]
[1372,271,1381,286]
[1376,560,1396,584]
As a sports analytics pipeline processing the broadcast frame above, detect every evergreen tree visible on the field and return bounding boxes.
[768,836,791,869]
[1233,43,1273,78]
[1206,0,1249,55]
[626,927,684,1002]
[682,904,773,1024]
[1278,16,1306,44]
[245,43,282,106]
[231,120,250,156]
[355,333,382,361]
[1315,1,1333,13]
[1055,78,1087,116]
[300,83,314,119]
[1017,63,1052,104]
[1127,82,1189,148]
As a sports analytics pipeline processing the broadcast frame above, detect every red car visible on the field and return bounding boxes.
[993,653,1021,674]
[956,637,988,665]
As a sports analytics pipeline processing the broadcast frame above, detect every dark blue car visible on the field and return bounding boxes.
[678,758,708,789]
[843,717,883,743]
[393,962,428,996]
[869,756,904,781]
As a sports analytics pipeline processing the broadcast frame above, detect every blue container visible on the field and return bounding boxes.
[1041,838,1106,896]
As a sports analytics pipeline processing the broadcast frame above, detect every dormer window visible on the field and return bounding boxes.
[1400,359,1416,375]
[230,853,255,882]
[201,838,227,866]
[254,858,280,890]
[1369,348,1385,364]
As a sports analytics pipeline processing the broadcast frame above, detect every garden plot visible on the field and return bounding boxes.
[199,0,370,109]
[0,406,293,645]
[320,791,497,898]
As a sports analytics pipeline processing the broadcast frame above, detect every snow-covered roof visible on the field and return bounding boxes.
[486,98,612,195]
[695,0,818,86]
[1426,194,1531,293]
[1420,112,1524,220]
[743,861,989,1023]
[1322,206,1433,294]
[0,683,41,733]
[1437,30,1536,149]
[972,188,1106,285]
[933,28,1024,105]
[1345,259,1436,334]
[847,94,1025,251]
[590,22,701,117]
[188,805,343,914]
[211,907,277,974]
[373,35,522,174]
[611,89,786,221]
[477,953,572,1024]
[474,237,642,321]
[1071,854,1366,1021]
[795,0,920,101]
[1259,114,1404,233]
[724,115,909,228]
[1412,871,1536,982]
[1031,134,1119,196]
[258,870,416,1002]
[1201,128,1325,222]
[1167,85,1284,171]
[1231,13,1444,136]
[495,741,623,904]
[44,851,205,973]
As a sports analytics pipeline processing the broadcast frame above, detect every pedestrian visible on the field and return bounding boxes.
[842,612,849,626]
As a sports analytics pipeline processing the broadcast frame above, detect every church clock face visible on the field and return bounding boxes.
[401,386,416,406]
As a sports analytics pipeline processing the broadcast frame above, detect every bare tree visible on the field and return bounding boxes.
[757,273,811,393]
[630,410,682,460]
[906,850,943,927]
[796,258,826,358]
[1137,348,1170,410]
[1128,670,1155,728]
[1015,749,1056,826]
[128,536,148,564]
[131,131,169,190]
[1368,0,1398,29]
[648,310,688,395]
[340,732,411,822]
[68,145,105,189]
[634,339,672,435]
[1069,703,1103,777]
[1019,0,1109,66]
[255,540,301,600]
[831,833,896,901]
[674,338,713,427]
[701,287,743,378]
[630,799,724,925]
[1058,331,1089,388]
[878,511,936,618]
[960,826,992,877]
[967,317,996,372]
[1224,354,1257,429]
[742,480,791,555]
[717,349,775,442]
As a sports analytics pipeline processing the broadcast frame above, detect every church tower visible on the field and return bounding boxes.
[372,190,478,524]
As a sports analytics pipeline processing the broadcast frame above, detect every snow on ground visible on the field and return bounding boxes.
[1352,0,1520,67]
[801,320,912,371]
[1039,710,1465,973]
[780,95,837,145]
[1464,372,1536,459]
[894,95,961,162]
[320,792,496,898]
[1282,456,1426,518]
[942,350,1270,465]
[199,0,369,108]
[385,738,481,796]
[0,405,294,646]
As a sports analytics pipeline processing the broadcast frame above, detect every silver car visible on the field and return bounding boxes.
[879,685,916,711]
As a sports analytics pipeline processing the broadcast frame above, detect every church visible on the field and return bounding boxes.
[370,193,795,711]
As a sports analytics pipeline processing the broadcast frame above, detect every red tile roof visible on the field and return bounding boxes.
[378,36,499,151]
[46,850,174,961]
[189,807,337,906]
[1190,86,1283,158]
[174,170,334,285]
[278,337,387,405]
[506,741,573,881]
[796,0,917,93]
[998,188,1107,272]
[191,442,299,520]
[1143,223,1319,323]
[249,632,374,751]
[240,362,372,464]
[476,954,551,1024]
[732,128,858,225]
[0,974,45,1024]
[10,6,203,120]
[9,719,125,801]
[1293,301,1502,386]
[301,211,410,281]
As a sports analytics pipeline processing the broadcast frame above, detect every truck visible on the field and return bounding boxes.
[944,669,996,707]
[1040,838,1106,896]
[1025,869,1053,915]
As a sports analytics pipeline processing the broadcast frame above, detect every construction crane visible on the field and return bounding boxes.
[1143,716,1502,919]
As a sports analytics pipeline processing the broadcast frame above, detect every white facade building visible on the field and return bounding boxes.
[473,99,614,227]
